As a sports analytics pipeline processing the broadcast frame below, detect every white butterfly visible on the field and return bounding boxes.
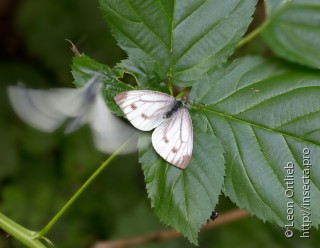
[7,74,137,154]
[114,90,193,169]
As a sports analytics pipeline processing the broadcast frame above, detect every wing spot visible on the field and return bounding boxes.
[130,103,137,110]
[179,155,192,169]
[172,147,178,153]
[164,137,169,143]
[141,113,149,119]
[114,92,127,103]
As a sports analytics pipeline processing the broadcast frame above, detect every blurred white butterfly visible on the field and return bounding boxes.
[7,74,137,154]
[114,90,193,169]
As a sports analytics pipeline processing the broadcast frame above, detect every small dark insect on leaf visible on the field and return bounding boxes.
[207,211,220,224]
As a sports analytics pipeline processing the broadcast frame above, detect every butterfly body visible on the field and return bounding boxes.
[114,90,193,169]
[163,100,183,119]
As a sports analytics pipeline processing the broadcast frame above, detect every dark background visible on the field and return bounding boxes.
[0,0,319,247]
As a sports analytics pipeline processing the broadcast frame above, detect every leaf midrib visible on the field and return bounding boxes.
[201,108,320,147]
[125,0,170,50]
[168,0,175,79]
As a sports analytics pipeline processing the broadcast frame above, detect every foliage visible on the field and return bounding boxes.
[1,0,320,247]
[191,56,320,228]
[96,0,320,243]
[262,0,320,68]
[99,0,256,87]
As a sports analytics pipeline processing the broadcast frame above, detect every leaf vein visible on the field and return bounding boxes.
[167,171,183,217]
[174,1,241,66]
[191,155,216,205]
[252,127,303,207]
[125,0,170,50]
[182,172,193,239]
[103,3,141,23]
[174,0,208,29]
[201,72,289,105]
[234,86,319,116]
[203,108,320,147]
[275,109,320,129]
[228,121,284,221]
[283,138,320,193]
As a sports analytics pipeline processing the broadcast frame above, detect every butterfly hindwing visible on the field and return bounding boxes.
[114,89,193,169]
[152,107,193,169]
[90,94,137,154]
[114,90,175,131]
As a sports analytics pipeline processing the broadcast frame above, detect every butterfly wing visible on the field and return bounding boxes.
[7,84,70,132]
[151,107,193,169]
[7,75,100,133]
[8,75,138,154]
[89,92,138,154]
[114,90,175,131]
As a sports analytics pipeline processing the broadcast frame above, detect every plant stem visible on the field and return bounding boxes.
[35,135,135,238]
[92,209,250,248]
[236,19,270,49]
[0,212,46,248]
[237,0,293,49]
[168,76,173,96]
[175,87,191,99]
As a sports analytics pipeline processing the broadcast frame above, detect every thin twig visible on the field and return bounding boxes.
[93,208,250,248]
[65,39,82,57]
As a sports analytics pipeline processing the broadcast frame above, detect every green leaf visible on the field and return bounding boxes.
[190,56,320,229]
[71,54,170,115]
[71,54,133,115]
[262,0,320,68]
[71,54,123,87]
[264,0,292,14]
[99,0,257,86]
[139,111,225,244]
[118,56,166,87]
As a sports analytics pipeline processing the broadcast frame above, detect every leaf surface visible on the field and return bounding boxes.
[72,55,133,115]
[139,111,225,244]
[191,56,320,228]
[262,0,320,68]
[99,0,257,86]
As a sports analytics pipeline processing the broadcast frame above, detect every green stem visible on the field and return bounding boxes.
[168,76,173,96]
[176,87,191,99]
[237,0,293,49]
[236,19,270,49]
[0,212,46,248]
[35,135,135,238]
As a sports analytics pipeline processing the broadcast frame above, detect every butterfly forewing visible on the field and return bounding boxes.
[89,92,137,154]
[151,107,193,169]
[8,75,137,155]
[114,90,193,169]
[114,90,175,131]
[7,85,75,132]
